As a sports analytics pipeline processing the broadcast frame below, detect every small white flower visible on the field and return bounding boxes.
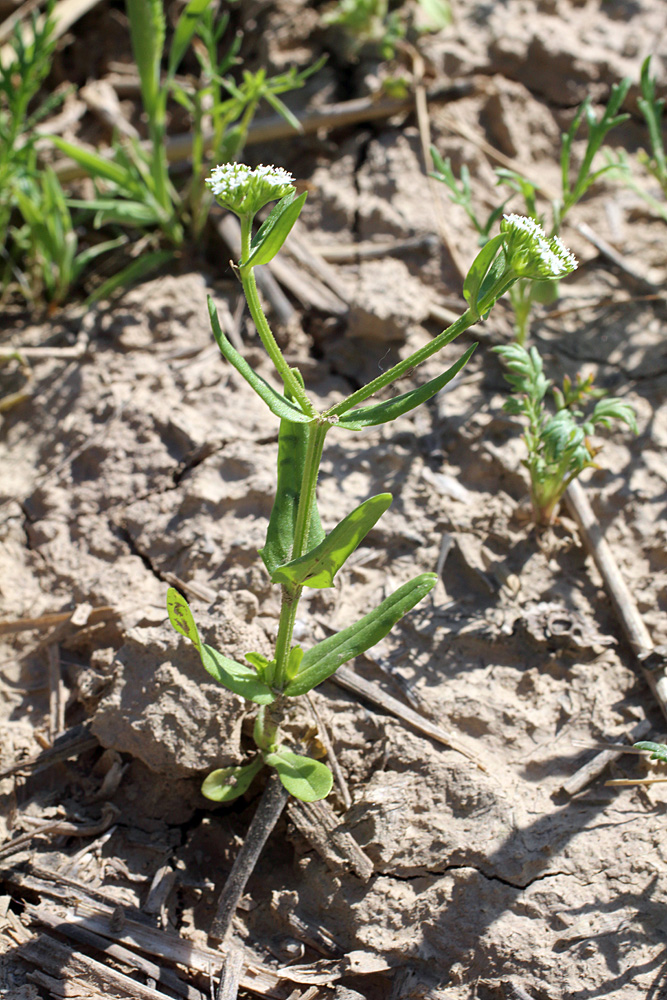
[206,162,295,216]
[501,214,578,279]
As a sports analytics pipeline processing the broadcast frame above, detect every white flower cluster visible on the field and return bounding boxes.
[206,163,295,216]
[501,213,578,279]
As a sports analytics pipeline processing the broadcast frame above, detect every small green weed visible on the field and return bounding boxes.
[166,167,578,803]
[494,341,637,525]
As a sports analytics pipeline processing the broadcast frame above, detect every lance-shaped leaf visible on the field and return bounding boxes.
[168,0,214,78]
[260,418,325,577]
[337,346,476,430]
[167,588,275,704]
[208,297,310,423]
[463,233,510,318]
[51,137,139,189]
[201,757,265,802]
[201,644,275,705]
[246,651,277,686]
[244,190,307,267]
[167,587,201,649]
[271,493,392,588]
[264,749,333,801]
[284,573,437,696]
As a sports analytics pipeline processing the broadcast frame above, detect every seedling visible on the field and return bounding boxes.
[165,171,578,803]
[432,77,631,343]
[608,57,667,223]
[494,338,637,525]
[322,0,451,61]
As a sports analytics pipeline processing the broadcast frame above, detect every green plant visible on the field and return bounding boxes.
[0,1,64,293]
[432,77,631,343]
[11,168,127,306]
[165,168,578,803]
[608,57,667,223]
[51,0,321,257]
[494,338,637,525]
[322,0,450,61]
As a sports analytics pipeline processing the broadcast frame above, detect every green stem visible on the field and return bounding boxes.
[325,309,476,418]
[272,420,328,690]
[239,216,316,417]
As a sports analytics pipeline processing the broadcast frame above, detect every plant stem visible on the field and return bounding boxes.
[272,420,328,689]
[239,219,316,417]
[325,308,476,418]
[209,773,289,942]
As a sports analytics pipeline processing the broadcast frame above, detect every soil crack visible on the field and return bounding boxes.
[118,525,167,585]
[382,863,574,891]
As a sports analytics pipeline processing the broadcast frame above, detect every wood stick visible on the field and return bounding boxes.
[305,694,352,811]
[287,798,373,882]
[331,664,488,771]
[559,717,652,797]
[209,774,289,943]
[53,81,474,184]
[576,222,660,293]
[27,904,205,1000]
[216,947,245,1000]
[0,722,98,778]
[19,932,177,1000]
[565,479,667,721]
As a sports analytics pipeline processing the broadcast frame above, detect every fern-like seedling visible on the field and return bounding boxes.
[494,343,637,525]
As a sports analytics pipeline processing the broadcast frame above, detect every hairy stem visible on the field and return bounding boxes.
[239,218,316,417]
[272,421,328,689]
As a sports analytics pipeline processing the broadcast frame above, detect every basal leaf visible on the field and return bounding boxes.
[264,749,333,801]
[201,757,264,802]
[208,297,310,423]
[284,573,437,696]
[260,418,325,577]
[244,191,307,267]
[201,644,275,705]
[271,493,392,588]
[166,587,201,649]
[338,345,476,430]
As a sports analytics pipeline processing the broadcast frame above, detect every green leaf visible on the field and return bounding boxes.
[260,418,325,577]
[201,644,275,705]
[284,573,437,696]
[168,0,214,78]
[126,0,166,125]
[264,749,333,801]
[463,233,507,317]
[285,645,303,682]
[338,345,476,430]
[167,587,201,649]
[50,137,137,189]
[245,651,270,672]
[635,741,667,764]
[201,757,265,802]
[244,190,307,267]
[167,588,274,704]
[272,493,392,588]
[208,297,310,423]
[68,198,164,228]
